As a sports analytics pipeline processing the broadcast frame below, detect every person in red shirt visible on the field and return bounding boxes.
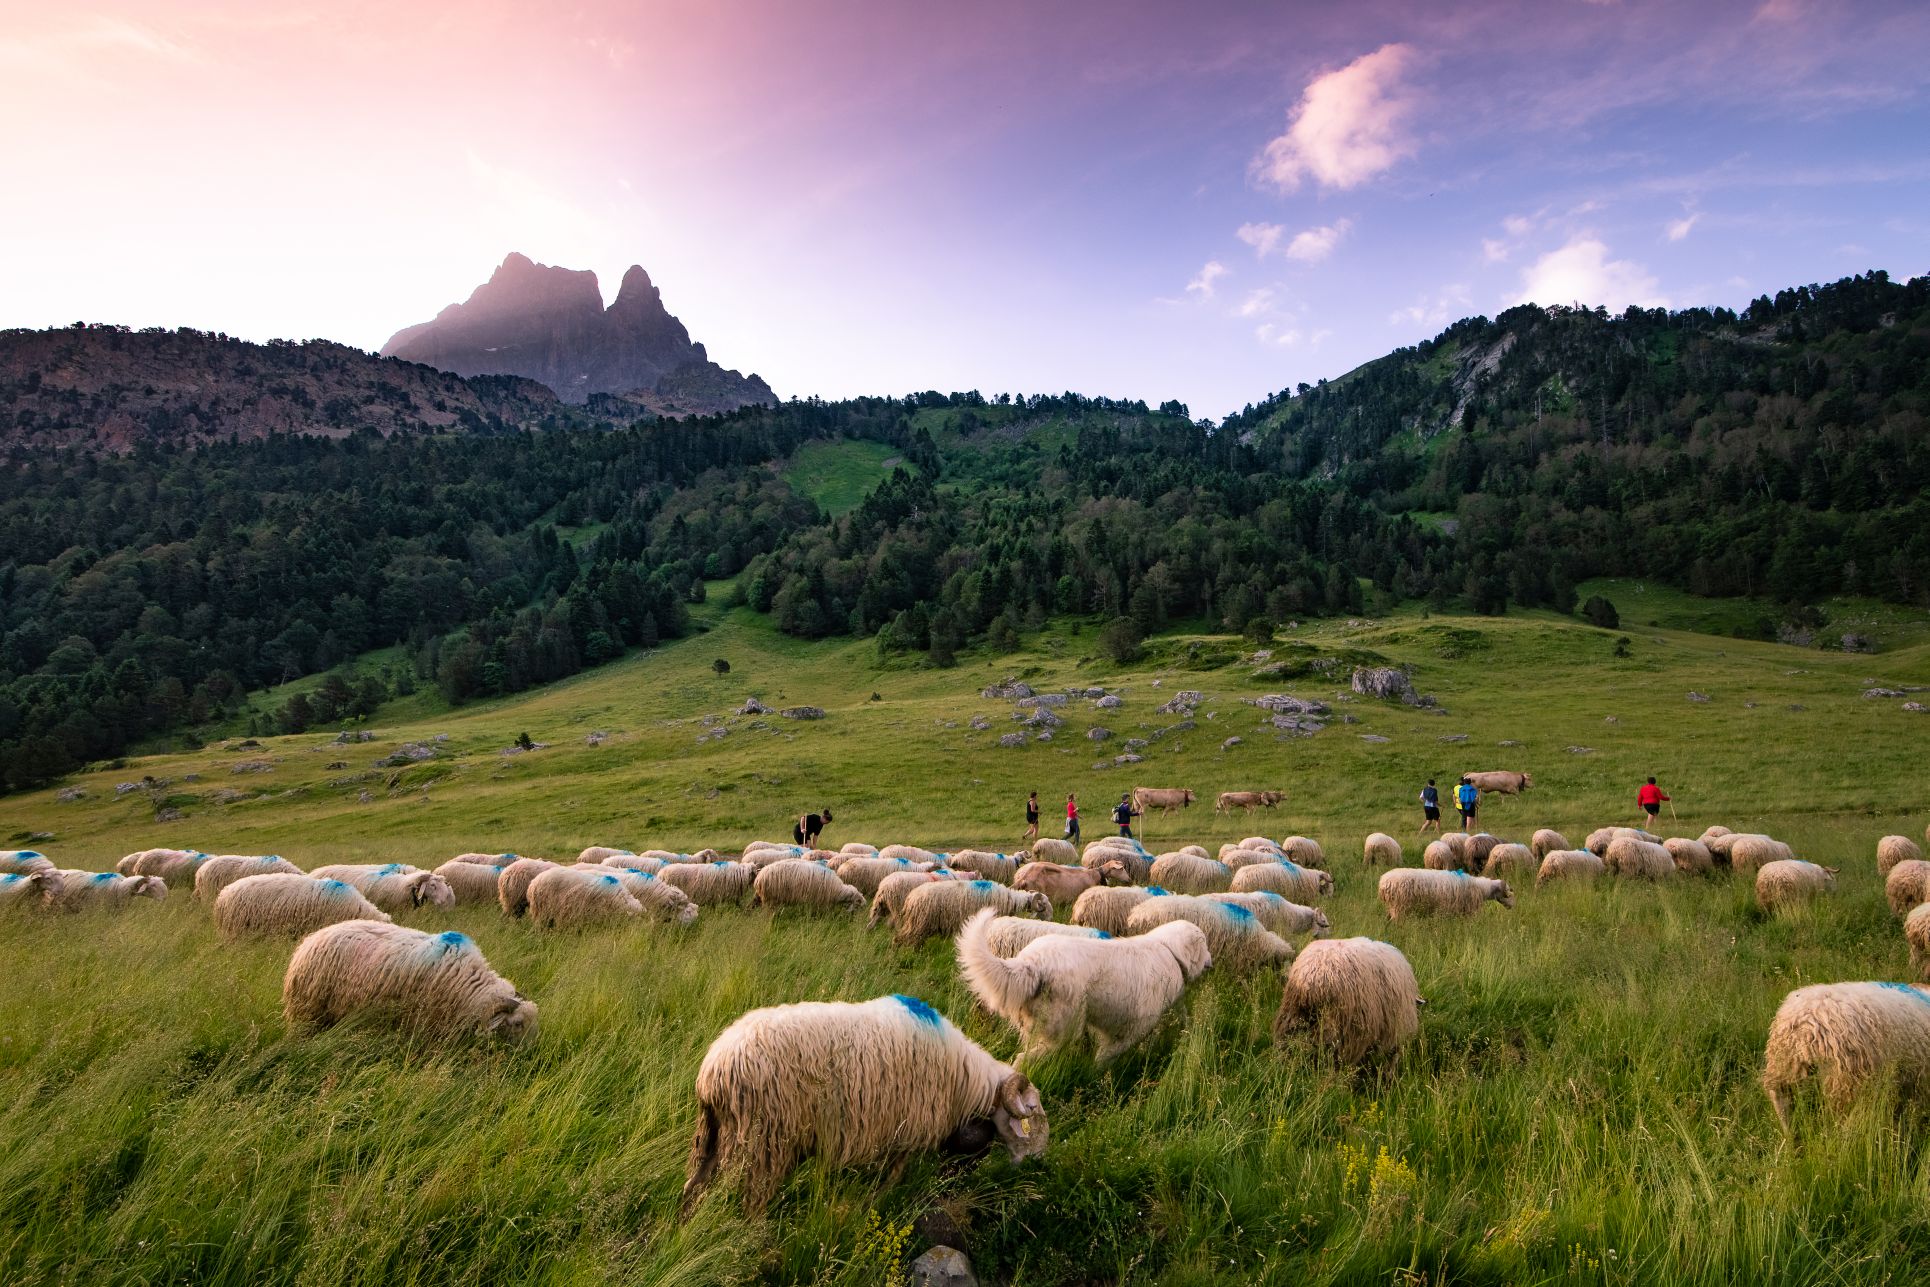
[1637,777,1670,826]
[1065,793,1081,844]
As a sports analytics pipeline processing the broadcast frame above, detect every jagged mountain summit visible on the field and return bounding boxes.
[380,253,776,415]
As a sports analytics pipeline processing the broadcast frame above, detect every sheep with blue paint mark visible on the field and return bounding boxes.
[453,851,521,866]
[283,921,536,1041]
[1275,938,1424,1066]
[959,907,1211,1065]
[497,858,561,917]
[680,994,1047,1214]
[213,873,392,940]
[751,859,865,913]
[657,860,753,907]
[978,915,1112,958]
[432,859,507,906]
[122,848,209,887]
[834,856,939,897]
[1229,859,1332,901]
[54,870,168,909]
[1068,885,1159,937]
[607,868,700,924]
[1079,842,1151,884]
[600,853,667,874]
[310,863,456,913]
[1220,847,1286,873]
[947,850,1019,884]
[1,850,55,878]
[194,855,303,901]
[1377,868,1514,920]
[868,870,962,928]
[1200,891,1329,938]
[1763,981,1930,1132]
[574,846,630,865]
[525,866,643,929]
[0,870,63,911]
[894,878,1050,948]
[1148,852,1233,895]
[1124,893,1294,971]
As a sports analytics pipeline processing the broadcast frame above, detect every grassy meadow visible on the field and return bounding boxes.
[3,597,1929,1284]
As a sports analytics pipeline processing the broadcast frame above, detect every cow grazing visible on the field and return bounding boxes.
[1215,790,1284,814]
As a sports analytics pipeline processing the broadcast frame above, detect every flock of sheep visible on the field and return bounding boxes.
[3,814,1928,1212]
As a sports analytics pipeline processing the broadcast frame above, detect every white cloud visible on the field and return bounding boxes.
[1482,237,1511,264]
[1185,260,1228,299]
[1515,236,1667,309]
[1235,221,1285,257]
[1502,214,1534,237]
[1236,288,1277,318]
[1389,284,1473,329]
[1665,212,1701,241]
[1285,218,1353,262]
[1755,0,1805,22]
[1253,43,1419,191]
[1255,322,1301,347]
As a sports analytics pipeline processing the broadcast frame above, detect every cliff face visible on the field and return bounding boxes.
[380,253,776,413]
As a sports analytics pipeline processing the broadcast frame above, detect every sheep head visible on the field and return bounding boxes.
[1311,909,1332,937]
[413,874,457,909]
[1491,880,1516,909]
[137,876,169,901]
[992,1072,1048,1161]
[677,903,700,926]
[1024,892,1052,919]
[485,994,539,1041]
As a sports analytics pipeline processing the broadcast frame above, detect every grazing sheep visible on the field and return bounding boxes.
[1604,838,1676,881]
[0,870,63,912]
[868,870,962,928]
[1423,840,1467,872]
[311,864,457,913]
[947,851,1020,884]
[213,874,392,939]
[1014,859,1130,908]
[1482,843,1537,879]
[1663,837,1715,876]
[1907,904,1930,981]
[680,995,1047,1214]
[1698,825,1734,848]
[424,861,500,905]
[752,859,864,913]
[602,853,667,874]
[194,855,303,901]
[1177,844,1211,859]
[608,869,701,924]
[838,842,880,858]
[1886,860,1930,917]
[958,908,1210,1065]
[1529,829,1570,859]
[1377,869,1514,920]
[1199,891,1329,938]
[453,851,519,866]
[1279,837,1326,869]
[894,879,1051,949]
[1762,981,1930,1132]
[658,861,755,906]
[54,871,169,909]
[283,921,536,1041]
[1756,860,1839,912]
[1,850,55,877]
[116,847,198,878]
[1537,849,1605,886]
[1463,834,1502,871]
[525,866,643,928]
[1222,847,1286,872]
[1704,832,1742,864]
[1363,833,1401,867]
[1728,835,1797,876]
[830,856,936,897]
[1436,832,1471,861]
[1274,937,1424,1066]
[878,844,939,863]
[573,846,630,864]
[1878,836,1924,878]
[498,858,561,917]
[1230,861,1333,901]
[1233,838,1284,860]
[1027,838,1078,864]
[1124,895,1294,972]
[1081,841,1151,884]
[1148,852,1233,895]
[1069,885,1158,937]
[1586,827,1662,856]
[976,916,1111,958]
[641,849,696,864]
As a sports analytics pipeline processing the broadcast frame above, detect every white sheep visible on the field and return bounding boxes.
[608,869,700,924]
[1762,981,1930,1132]
[957,907,1209,1065]
[432,860,507,906]
[751,859,864,913]
[525,866,643,928]
[452,851,520,865]
[54,870,168,909]
[1480,843,1537,880]
[283,922,536,1041]
[1199,891,1330,938]
[1536,849,1605,886]
[1363,833,1401,867]
[1877,835,1924,878]
[1123,894,1296,972]
[1727,835,1796,875]
[975,916,1111,958]
[1278,836,1324,867]
[1068,885,1158,937]
[1663,837,1714,876]
[1081,842,1151,884]
[601,854,668,873]
[949,851,1021,884]
[213,873,392,940]
[0,870,63,911]
[657,861,754,906]
[498,858,561,917]
[1,849,55,877]
[1221,847,1287,872]
[877,844,938,863]
[1147,852,1233,895]
[1274,937,1424,1065]
[575,846,633,864]
[1529,829,1570,859]
[1236,837,1283,856]
[1907,904,1930,981]
[1026,838,1078,864]
[193,855,304,901]
[868,870,961,928]
[116,847,199,878]
[1603,837,1675,881]
[1886,860,1930,917]
[310,863,456,913]
[1585,826,1661,856]
[1229,861,1333,902]
[838,842,880,858]
[1755,860,1838,912]
[835,856,938,897]
[894,879,1051,948]
[680,995,1047,1213]
[1423,839,1466,871]
[1377,869,1514,920]
[1698,825,1734,848]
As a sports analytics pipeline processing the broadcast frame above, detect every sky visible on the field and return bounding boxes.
[2,0,1927,418]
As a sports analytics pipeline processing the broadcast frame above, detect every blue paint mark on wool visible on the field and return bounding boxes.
[1876,982,1930,1004]
[90,873,115,884]
[0,874,21,885]
[320,879,350,894]
[1452,870,1470,879]
[969,880,995,892]
[1147,886,1169,896]
[18,851,43,859]
[436,931,470,949]
[377,863,406,875]
[1094,930,1112,939]
[598,873,619,886]
[1218,902,1255,923]
[1280,860,1301,873]
[891,994,943,1027]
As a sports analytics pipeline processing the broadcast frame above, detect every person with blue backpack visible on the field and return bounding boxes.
[1454,777,1479,829]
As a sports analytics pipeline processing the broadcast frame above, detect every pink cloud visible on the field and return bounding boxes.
[1253,43,1419,191]
[1515,236,1666,310]
[1235,221,1285,256]
[1285,218,1352,261]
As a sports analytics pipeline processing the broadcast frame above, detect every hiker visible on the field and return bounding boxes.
[1111,792,1139,839]
[1637,777,1670,826]
[793,807,833,848]
[1064,793,1081,844]
[1418,779,1441,833]
[1454,777,1479,829]
[1023,791,1039,842]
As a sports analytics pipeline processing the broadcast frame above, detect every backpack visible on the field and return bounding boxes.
[1112,802,1132,825]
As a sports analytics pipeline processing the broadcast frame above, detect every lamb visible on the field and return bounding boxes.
[116,847,199,878]
[213,873,392,940]
[193,855,304,901]
[1877,835,1924,878]
[608,868,701,924]
[1069,885,1158,937]
[1230,860,1333,901]
[1907,904,1930,981]
[958,906,1210,1066]
[1199,891,1330,938]
[679,994,1047,1214]
[1026,837,1077,864]
[1147,852,1233,895]
[1,850,55,877]
[1529,829,1571,859]
[1279,836,1326,869]
[427,860,504,906]
[657,861,755,906]
[283,921,536,1041]
[1536,849,1605,886]
[54,870,169,909]
[601,853,666,874]
[976,916,1111,958]
[525,866,643,928]
[894,879,1051,949]
[1762,981,1930,1132]
[1481,843,1537,879]
[1377,869,1514,920]
[310,863,457,913]
[498,858,561,917]
[1274,937,1424,1066]
[1603,837,1675,881]
[1014,859,1130,908]
[1423,840,1466,871]
[575,846,632,864]
[1886,860,1930,916]
[0,870,63,911]
[751,859,865,913]
[868,870,962,927]
[878,844,939,863]
[1663,837,1715,876]
[947,851,1020,884]
[1463,834,1502,871]
[1124,894,1295,972]
[1363,833,1401,867]
[1463,770,1533,795]
[1727,835,1797,875]
[1755,860,1838,912]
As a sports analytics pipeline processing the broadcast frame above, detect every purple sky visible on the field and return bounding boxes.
[4,0,1926,416]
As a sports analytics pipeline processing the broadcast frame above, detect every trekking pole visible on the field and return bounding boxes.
[1668,798,1679,822]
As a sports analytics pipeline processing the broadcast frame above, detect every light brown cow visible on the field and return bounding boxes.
[1133,787,1196,814]
[1463,771,1533,796]
[1215,790,1285,814]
